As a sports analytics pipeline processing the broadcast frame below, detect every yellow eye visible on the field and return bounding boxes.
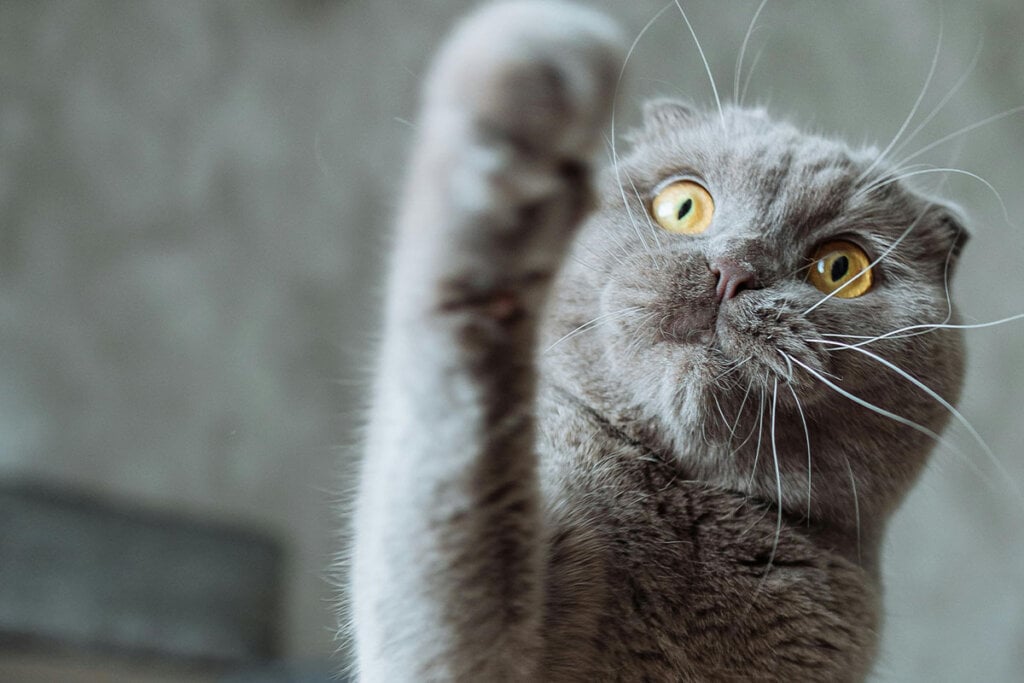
[807,241,874,298]
[651,180,714,234]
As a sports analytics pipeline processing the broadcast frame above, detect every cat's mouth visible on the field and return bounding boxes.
[593,263,832,404]
[654,294,830,392]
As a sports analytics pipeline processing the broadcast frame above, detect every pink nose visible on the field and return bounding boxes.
[711,260,757,301]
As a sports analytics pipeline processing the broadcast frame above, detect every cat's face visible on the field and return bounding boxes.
[543,101,966,544]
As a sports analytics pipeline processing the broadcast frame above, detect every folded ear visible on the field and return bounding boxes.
[641,97,697,130]
[624,98,699,146]
[928,203,971,279]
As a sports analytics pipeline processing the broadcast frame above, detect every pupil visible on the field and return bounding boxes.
[677,198,693,220]
[830,255,850,282]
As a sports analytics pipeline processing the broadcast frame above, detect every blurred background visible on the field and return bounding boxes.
[1,0,1021,681]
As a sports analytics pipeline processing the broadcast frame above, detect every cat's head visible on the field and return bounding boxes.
[543,100,967,550]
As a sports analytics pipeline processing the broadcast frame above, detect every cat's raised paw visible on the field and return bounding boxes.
[424,0,625,162]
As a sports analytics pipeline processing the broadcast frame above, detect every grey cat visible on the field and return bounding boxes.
[350,1,968,680]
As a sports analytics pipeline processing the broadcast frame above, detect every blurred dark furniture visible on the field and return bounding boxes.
[0,481,287,681]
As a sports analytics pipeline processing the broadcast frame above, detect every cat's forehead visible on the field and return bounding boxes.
[626,106,869,190]
[616,104,919,239]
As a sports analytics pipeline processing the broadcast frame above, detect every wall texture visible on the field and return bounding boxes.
[2,0,1022,679]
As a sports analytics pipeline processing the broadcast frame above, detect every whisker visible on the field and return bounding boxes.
[889,36,984,161]
[851,163,932,205]
[620,171,657,263]
[712,393,730,436]
[779,349,795,382]
[855,10,944,185]
[745,384,767,488]
[856,167,1012,228]
[580,229,627,269]
[740,42,768,107]
[673,0,725,127]
[781,351,944,442]
[809,338,1024,511]
[711,355,751,384]
[853,162,935,196]
[609,4,673,267]
[729,384,764,522]
[730,405,762,458]
[782,351,1003,499]
[727,378,755,444]
[894,104,1024,169]
[544,307,643,353]
[626,170,664,252]
[765,377,784,578]
[733,0,770,105]
[605,130,655,265]
[785,381,813,522]
[818,313,1024,347]
[568,253,606,273]
[841,454,862,564]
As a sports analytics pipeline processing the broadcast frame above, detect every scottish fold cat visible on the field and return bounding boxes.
[350,2,978,680]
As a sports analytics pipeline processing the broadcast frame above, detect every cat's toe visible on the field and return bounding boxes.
[424,0,625,161]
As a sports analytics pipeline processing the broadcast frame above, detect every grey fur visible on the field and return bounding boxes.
[351,2,966,681]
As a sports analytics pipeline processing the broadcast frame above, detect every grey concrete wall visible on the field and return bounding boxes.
[2,0,1022,679]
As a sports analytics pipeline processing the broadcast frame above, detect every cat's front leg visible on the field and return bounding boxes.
[351,2,623,681]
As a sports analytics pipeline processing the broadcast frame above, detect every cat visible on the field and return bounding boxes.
[349,1,972,680]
